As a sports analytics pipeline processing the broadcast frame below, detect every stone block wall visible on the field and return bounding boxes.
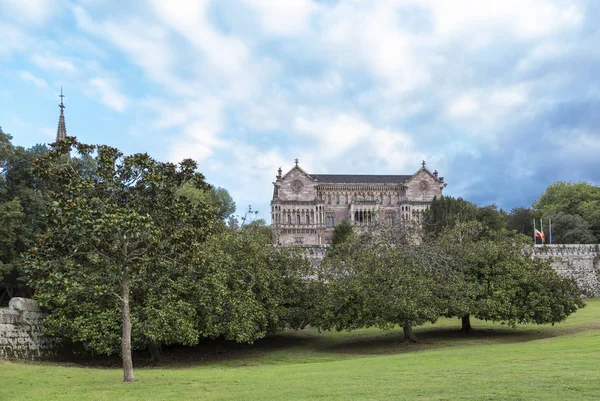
[532,244,600,297]
[0,297,55,359]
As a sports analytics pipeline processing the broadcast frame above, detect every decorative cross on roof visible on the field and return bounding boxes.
[294,158,299,166]
[59,87,65,110]
[422,160,426,168]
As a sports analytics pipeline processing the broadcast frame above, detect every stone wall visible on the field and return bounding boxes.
[0,297,55,359]
[531,244,600,297]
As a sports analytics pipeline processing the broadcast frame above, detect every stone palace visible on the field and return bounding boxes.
[270,160,447,245]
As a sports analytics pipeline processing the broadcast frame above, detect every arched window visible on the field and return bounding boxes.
[327,194,331,204]
[336,195,340,204]
[345,194,349,204]
[326,215,334,228]
[306,214,310,224]
[296,214,301,225]
[287,214,291,224]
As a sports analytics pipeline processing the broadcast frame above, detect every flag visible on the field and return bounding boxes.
[535,229,545,244]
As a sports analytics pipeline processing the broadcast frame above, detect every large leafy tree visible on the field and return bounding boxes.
[507,207,539,236]
[25,138,217,382]
[331,219,353,246]
[193,225,313,342]
[313,226,450,342]
[0,128,50,304]
[437,222,584,331]
[543,212,596,244]
[533,181,600,242]
[422,195,478,239]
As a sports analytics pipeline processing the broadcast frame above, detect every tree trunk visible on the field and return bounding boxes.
[122,279,135,382]
[461,314,472,333]
[403,324,418,343]
[148,342,162,362]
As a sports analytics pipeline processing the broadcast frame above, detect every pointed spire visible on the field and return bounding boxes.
[56,87,67,141]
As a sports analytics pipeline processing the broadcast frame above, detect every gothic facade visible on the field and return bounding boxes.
[271,161,447,245]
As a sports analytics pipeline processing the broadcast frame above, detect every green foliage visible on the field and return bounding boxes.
[313,230,448,340]
[437,222,584,327]
[534,181,600,242]
[191,229,312,342]
[0,129,51,303]
[24,137,218,379]
[25,137,310,378]
[176,183,236,221]
[422,195,477,238]
[475,204,507,235]
[507,207,539,235]
[544,212,596,244]
[331,220,352,246]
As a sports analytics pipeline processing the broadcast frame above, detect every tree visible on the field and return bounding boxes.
[475,204,507,235]
[507,207,539,235]
[533,181,600,241]
[331,220,353,246]
[422,195,478,239]
[0,129,51,304]
[543,212,596,244]
[437,222,584,331]
[191,227,313,341]
[25,138,217,382]
[176,183,235,221]
[313,227,448,342]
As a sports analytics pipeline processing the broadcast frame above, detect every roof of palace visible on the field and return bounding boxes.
[311,174,412,184]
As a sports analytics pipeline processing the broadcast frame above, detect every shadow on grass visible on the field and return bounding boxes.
[319,321,600,356]
[53,321,600,369]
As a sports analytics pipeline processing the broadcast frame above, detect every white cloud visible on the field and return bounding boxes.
[445,84,530,130]
[447,93,480,119]
[149,0,250,77]
[89,77,128,112]
[43,0,595,212]
[1,0,58,26]
[293,112,419,171]
[241,0,318,36]
[0,24,29,56]
[18,71,50,90]
[73,6,189,96]
[426,0,582,39]
[31,54,77,73]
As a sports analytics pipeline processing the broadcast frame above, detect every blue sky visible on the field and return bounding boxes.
[1,0,600,220]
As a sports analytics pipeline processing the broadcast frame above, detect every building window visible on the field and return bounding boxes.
[336,195,340,204]
[327,194,331,204]
[287,215,291,224]
[306,214,310,224]
[326,215,334,228]
[345,194,348,204]
[296,214,301,225]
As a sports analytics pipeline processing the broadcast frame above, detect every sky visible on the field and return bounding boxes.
[1,0,600,220]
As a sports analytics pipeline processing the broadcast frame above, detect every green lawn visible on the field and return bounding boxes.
[2,299,599,400]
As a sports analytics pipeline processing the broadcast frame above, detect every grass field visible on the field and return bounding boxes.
[1,299,599,400]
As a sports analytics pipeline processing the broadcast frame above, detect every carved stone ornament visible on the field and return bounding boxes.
[419,180,430,191]
[291,180,304,192]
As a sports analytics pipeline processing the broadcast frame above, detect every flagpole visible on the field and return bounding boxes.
[540,218,544,244]
[549,218,552,244]
[533,218,537,245]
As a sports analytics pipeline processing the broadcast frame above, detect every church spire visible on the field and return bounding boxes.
[56,87,67,141]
